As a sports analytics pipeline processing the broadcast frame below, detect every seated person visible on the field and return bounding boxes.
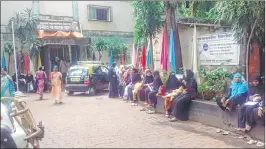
[216,73,248,111]
[163,72,181,117]
[122,69,132,100]
[132,80,143,106]
[127,68,141,102]
[147,70,163,114]
[169,69,198,122]
[236,75,264,131]
[138,69,154,103]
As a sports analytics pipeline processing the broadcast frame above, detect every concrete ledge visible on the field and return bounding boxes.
[138,96,265,141]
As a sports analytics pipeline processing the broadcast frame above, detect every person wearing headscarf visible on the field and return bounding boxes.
[169,69,198,121]
[118,65,125,98]
[127,68,141,103]
[163,72,182,117]
[138,69,154,103]
[216,72,248,111]
[108,62,119,98]
[147,70,163,114]
[236,75,265,132]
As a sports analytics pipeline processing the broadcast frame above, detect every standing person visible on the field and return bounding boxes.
[35,67,47,100]
[1,67,15,110]
[59,57,68,88]
[170,69,198,121]
[147,70,163,114]
[50,66,63,104]
[216,72,248,111]
[26,71,34,93]
[108,62,119,98]
[118,65,125,98]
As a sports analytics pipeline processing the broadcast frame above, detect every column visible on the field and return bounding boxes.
[68,44,72,63]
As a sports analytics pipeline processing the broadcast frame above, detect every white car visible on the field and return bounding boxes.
[1,102,28,148]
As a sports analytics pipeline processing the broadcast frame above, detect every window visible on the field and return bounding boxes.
[87,5,111,21]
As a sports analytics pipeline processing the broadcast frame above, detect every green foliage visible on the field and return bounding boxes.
[198,67,232,100]
[92,36,128,61]
[177,1,217,19]
[212,1,265,49]
[131,1,164,43]
[3,43,14,54]
[8,8,39,51]
[29,39,43,58]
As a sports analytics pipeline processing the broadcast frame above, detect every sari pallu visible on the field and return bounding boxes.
[1,75,15,110]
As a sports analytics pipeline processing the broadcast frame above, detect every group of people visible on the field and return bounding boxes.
[108,64,265,130]
[1,65,64,105]
[216,73,265,132]
[108,63,198,121]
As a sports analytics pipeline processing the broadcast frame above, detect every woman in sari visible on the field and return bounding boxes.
[170,69,198,121]
[216,72,248,111]
[51,66,63,104]
[35,67,47,100]
[1,67,15,111]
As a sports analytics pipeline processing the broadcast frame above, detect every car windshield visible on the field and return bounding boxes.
[68,68,87,76]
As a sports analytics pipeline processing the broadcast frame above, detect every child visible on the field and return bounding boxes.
[163,86,184,117]
[131,81,143,106]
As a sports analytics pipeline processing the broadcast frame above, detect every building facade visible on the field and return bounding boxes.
[1,1,134,74]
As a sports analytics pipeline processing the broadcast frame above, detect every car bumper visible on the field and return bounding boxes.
[65,84,89,92]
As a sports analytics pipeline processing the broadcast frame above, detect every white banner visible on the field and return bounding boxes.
[197,33,240,65]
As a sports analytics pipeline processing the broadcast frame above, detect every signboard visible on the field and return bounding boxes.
[197,33,240,65]
[42,38,90,45]
[37,21,80,32]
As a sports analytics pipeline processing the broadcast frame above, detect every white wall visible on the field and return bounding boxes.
[78,1,134,32]
[39,1,73,17]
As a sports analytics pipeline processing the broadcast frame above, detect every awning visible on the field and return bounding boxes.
[37,30,83,38]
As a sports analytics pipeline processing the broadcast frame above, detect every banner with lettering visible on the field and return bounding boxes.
[197,33,240,65]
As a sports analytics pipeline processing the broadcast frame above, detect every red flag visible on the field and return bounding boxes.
[141,45,146,71]
[120,49,125,65]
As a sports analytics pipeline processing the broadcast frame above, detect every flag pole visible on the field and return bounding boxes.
[12,21,25,96]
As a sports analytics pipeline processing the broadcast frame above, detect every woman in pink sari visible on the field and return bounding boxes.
[50,66,63,104]
[35,67,47,100]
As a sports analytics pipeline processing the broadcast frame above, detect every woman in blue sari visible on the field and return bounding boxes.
[216,73,248,111]
[1,67,15,110]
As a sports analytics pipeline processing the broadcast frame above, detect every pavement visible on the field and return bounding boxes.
[20,91,262,148]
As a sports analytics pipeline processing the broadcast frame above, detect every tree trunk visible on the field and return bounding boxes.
[98,51,102,61]
[245,19,257,82]
[149,34,154,71]
[172,5,183,71]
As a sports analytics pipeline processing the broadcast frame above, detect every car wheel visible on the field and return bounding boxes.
[89,87,96,96]
[68,91,74,96]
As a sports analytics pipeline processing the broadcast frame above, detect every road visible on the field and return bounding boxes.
[21,92,258,148]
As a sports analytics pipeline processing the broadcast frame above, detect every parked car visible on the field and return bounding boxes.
[65,61,109,96]
[1,103,28,148]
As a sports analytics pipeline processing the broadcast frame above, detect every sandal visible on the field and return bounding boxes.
[165,114,170,118]
[140,108,146,111]
[235,128,246,132]
[247,140,257,145]
[256,141,265,147]
[169,118,178,122]
[147,110,155,114]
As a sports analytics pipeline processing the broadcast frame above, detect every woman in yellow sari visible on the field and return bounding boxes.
[50,66,63,104]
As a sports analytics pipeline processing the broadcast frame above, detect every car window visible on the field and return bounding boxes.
[101,66,109,74]
[68,69,87,76]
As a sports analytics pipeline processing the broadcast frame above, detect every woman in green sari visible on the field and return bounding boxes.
[1,67,15,109]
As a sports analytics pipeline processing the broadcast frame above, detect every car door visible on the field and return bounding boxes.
[93,66,105,90]
[100,66,110,89]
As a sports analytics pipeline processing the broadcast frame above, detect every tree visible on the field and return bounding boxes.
[132,1,164,70]
[8,8,39,53]
[164,1,183,70]
[93,36,129,62]
[213,1,265,77]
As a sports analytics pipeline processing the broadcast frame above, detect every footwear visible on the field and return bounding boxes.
[147,110,155,114]
[140,108,146,111]
[247,140,257,145]
[58,101,63,104]
[169,118,178,122]
[165,114,170,118]
[54,101,58,104]
[245,124,251,131]
[235,128,246,132]
[256,141,265,147]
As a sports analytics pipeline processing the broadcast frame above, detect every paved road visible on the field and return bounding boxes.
[22,92,258,148]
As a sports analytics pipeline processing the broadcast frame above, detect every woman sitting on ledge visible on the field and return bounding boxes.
[216,72,248,111]
[236,75,264,132]
[169,69,198,122]
[163,72,181,117]
[138,69,154,104]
